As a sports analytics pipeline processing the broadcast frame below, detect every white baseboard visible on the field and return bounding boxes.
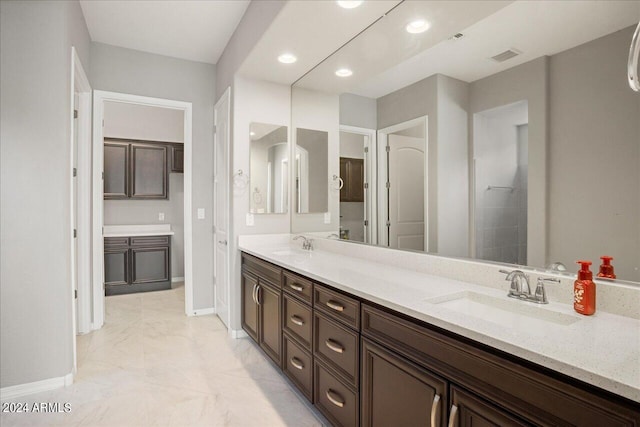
[1,373,73,401]
[189,307,215,316]
[230,329,248,339]
[171,276,185,283]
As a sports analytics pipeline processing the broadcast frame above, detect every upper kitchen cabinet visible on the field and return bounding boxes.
[171,144,184,173]
[104,138,168,200]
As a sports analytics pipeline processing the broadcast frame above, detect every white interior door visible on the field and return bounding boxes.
[388,134,425,250]
[73,94,79,329]
[214,89,230,328]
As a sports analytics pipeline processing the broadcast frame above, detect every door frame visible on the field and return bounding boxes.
[213,87,231,330]
[339,125,376,245]
[69,47,91,375]
[92,90,194,329]
[377,116,429,250]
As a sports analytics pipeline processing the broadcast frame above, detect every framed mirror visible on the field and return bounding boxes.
[295,128,329,214]
[249,122,288,214]
[290,1,640,284]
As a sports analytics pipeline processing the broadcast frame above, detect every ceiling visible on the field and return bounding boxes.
[295,0,640,98]
[238,0,401,85]
[79,0,250,64]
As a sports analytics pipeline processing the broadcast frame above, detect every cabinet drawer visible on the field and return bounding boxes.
[130,235,170,247]
[104,237,129,248]
[242,253,282,287]
[314,284,359,329]
[283,294,312,350]
[283,271,313,304]
[315,360,358,427]
[283,334,313,402]
[314,311,359,388]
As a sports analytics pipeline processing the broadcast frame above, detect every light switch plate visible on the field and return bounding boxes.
[324,212,331,224]
[158,212,165,221]
[197,208,205,219]
[246,213,255,226]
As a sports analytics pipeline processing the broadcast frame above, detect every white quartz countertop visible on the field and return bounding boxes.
[103,224,174,237]
[238,238,640,402]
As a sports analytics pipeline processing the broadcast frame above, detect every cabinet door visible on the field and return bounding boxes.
[171,145,184,173]
[241,272,259,342]
[104,142,129,199]
[340,157,349,201]
[361,338,447,427]
[258,281,282,367]
[104,248,129,296]
[131,247,169,284]
[131,143,168,199]
[449,386,529,427]
[348,158,364,202]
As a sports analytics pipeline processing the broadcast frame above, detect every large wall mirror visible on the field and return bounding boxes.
[250,122,289,214]
[290,0,640,284]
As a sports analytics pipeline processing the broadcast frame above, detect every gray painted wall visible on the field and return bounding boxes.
[339,93,377,129]
[1,0,91,388]
[548,26,639,281]
[91,42,216,309]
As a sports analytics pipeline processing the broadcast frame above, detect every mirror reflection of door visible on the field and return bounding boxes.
[473,100,529,265]
[249,123,288,214]
[339,131,367,242]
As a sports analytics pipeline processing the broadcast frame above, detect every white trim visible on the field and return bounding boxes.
[230,329,248,339]
[171,276,185,283]
[339,125,377,245]
[377,116,429,250]
[0,373,73,401]
[92,90,194,329]
[190,307,215,316]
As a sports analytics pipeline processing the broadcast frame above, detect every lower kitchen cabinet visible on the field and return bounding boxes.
[104,236,171,296]
[239,252,640,427]
[361,338,447,427]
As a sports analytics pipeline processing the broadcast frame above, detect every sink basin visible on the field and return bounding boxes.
[426,291,579,327]
[272,249,311,257]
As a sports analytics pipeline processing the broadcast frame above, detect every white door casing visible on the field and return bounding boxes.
[213,87,231,329]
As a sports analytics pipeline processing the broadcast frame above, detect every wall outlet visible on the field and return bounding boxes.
[197,208,205,219]
[246,213,255,226]
[158,212,165,221]
[324,212,331,224]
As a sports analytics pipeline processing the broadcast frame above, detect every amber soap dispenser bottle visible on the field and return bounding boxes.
[574,261,596,315]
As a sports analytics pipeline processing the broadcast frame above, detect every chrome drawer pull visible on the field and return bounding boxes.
[326,300,345,312]
[430,394,440,427]
[290,315,305,326]
[290,283,304,292]
[447,404,458,427]
[290,357,304,370]
[325,339,344,354]
[326,389,345,408]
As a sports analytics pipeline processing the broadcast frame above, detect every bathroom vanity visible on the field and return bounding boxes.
[103,225,173,296]
[239,237,640,427]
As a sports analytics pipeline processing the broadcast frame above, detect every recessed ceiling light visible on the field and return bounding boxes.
[335,68,353,77]
[277,53,297,64]
[406,19,430,34]
[250,132,256,136]
[337,1,363,9]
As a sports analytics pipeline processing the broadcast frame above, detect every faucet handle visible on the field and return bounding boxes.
[534,277,560,304]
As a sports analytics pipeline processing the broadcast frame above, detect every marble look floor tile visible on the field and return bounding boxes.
[1,287,324,427]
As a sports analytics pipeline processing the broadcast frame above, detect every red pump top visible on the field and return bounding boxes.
[576,260,593,281]
[597,256,616,279]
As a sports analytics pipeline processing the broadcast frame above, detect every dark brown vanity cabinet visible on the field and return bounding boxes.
[104,236,171,296]
[340,157,364,203]
[239,252,640,427]
[171,144,184,173]
[104,139,168,200]
[241,254,283,367]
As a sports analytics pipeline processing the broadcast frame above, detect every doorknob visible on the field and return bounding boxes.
[218,240,227,245]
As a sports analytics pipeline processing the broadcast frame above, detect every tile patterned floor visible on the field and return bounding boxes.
[1,285,324,426]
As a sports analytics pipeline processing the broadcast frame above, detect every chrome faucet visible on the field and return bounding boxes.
[293,235,314,251]
[500,270,560,304]
[327,233,340,239]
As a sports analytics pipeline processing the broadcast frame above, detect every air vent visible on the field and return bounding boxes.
[491,49,521,63]
[450,32,465,41]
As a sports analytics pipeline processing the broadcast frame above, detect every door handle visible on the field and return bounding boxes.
[218,240,227,245]
[430,394,440,427]
[447,404,458,427]
[325,339,344,354]
[251,283,257,304]
[256,285,261,306]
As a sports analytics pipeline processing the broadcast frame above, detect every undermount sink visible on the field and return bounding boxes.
[426,291,580,327]
[272,249,311,257]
